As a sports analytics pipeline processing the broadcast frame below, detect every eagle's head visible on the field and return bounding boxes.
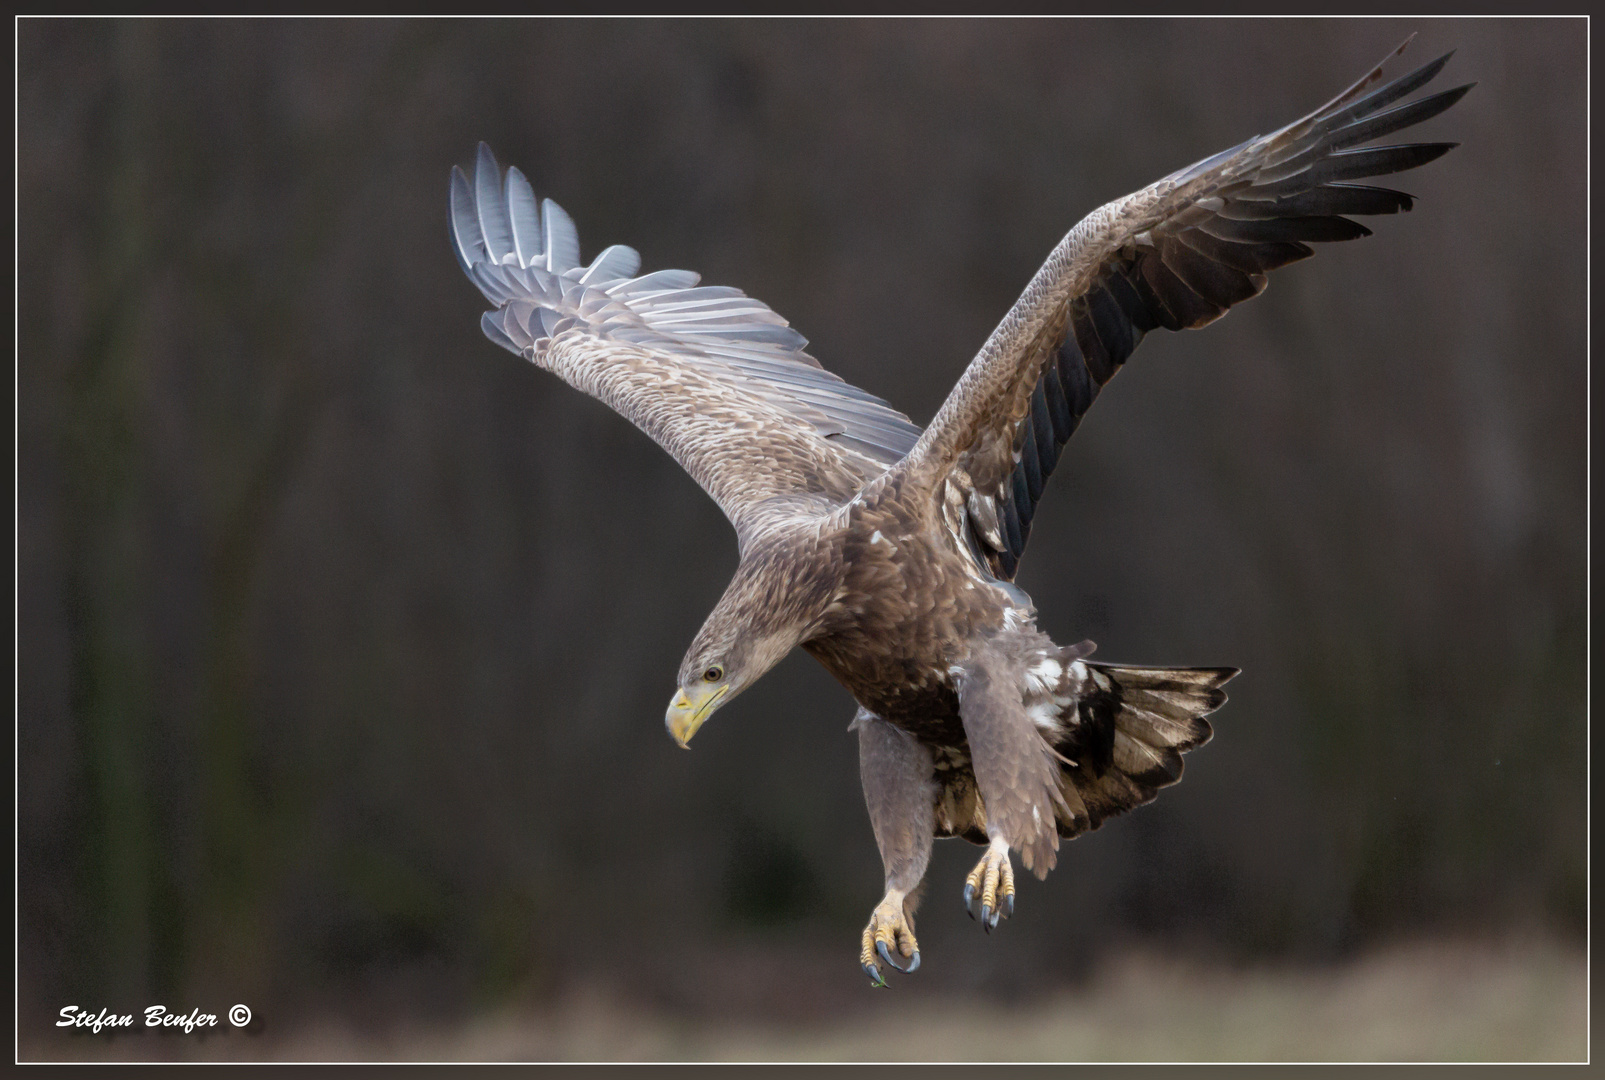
[665,595,804,750]
[665,533,837,748]
[665,648,742,750]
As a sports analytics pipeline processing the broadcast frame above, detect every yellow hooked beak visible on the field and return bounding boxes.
[665,683,729,748]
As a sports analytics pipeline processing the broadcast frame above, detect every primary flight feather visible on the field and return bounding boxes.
[451,38,1467,985]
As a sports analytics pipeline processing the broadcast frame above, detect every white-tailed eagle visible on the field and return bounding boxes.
[450,39,1467,985]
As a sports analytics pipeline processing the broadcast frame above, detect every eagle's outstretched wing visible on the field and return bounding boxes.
[452,144,922,543]
[897,39,1470,580]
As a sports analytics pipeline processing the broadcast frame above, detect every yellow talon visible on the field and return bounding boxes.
[859,925,886,987]
[964,841,1015,930]
[964,862,985,903]
[859,890,920,985]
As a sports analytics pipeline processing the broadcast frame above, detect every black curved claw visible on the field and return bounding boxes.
[876,939,896,969]
[905,950,921,973]
[981,902,993,931]
[988,905,1002,930]
[877,939,916,974]
[963,882,976,919]
[1005,893,1015,918]
[862,961,888,988]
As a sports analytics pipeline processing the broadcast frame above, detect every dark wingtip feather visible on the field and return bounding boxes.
[1314,34,1416,116]
[1329,82,1474,152]
[1315,47,1457,142]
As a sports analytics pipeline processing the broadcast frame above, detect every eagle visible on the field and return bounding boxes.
[450,40,1466,986]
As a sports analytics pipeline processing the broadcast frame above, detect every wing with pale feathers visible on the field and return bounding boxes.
[898,39,1469,580]
[452,144,922,541]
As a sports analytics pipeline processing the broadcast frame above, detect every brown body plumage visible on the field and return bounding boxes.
[451,39,1467,984]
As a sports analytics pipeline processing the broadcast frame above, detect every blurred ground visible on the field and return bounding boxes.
[26,935,1585,1062]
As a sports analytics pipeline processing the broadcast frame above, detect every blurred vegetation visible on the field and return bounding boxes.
[18,17,1585,1048]
[25,939,1587,1062]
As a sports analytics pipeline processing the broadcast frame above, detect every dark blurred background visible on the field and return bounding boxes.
[18,17,1586,1059]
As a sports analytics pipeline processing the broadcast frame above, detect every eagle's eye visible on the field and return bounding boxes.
[703,666,724,683]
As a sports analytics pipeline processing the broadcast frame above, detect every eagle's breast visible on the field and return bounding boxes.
[802,479,1022,739]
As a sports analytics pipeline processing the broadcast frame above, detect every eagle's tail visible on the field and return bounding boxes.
[1051,660,1238,839]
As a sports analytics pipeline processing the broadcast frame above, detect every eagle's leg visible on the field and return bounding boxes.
[953,642,1066,934]
[852,707,936,986]
[962,836,1015,931]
